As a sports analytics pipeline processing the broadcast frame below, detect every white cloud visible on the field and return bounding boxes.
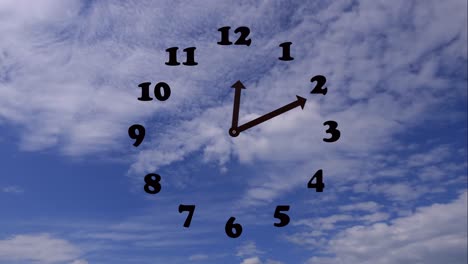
[288,210,389,247]
[339,201,380,212]
[237,241,264,257]
[306,191,468,264]
[407,145,451,168]
[0,0,80,27]
[0,1,465,264]
[189,254,209,261]
[70,260,88,264]
[130,106,232,174]
[265,260,284,264]
[359,212,389,223]
[239,257,283,264]
[369,183,428,202]
[241,257,262,264]
[0,0,465,211]
[1,185,23,194]
[295,214,354,230]
[0,234,83,263]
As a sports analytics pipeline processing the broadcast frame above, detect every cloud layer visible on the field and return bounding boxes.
[307,191,468,264]
[0,0,466,263]
[0,233,86,263]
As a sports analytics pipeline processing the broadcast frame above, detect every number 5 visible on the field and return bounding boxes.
[273,205,290,227]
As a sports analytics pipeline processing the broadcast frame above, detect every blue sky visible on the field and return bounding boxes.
[0,0,467,263]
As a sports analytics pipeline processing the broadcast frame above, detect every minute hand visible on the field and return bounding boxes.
[231,80,245,128]
[237,96,306,134]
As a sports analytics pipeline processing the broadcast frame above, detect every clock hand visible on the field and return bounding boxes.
[231,80,245,128]
[235,95,306,135]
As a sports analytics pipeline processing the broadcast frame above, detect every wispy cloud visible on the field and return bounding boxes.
[306,191,468,264]
[1,185,23,194]
[0,233,86,263]
[0,0,466,263]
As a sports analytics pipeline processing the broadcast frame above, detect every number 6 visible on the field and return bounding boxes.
[225,217,243,238]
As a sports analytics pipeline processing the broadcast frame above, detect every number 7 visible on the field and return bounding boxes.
[178,204,196,228]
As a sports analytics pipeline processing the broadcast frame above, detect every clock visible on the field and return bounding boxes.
[127,26,341,238]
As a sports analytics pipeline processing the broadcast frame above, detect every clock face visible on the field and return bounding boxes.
[0,1,467,264]
[130,26,341,238]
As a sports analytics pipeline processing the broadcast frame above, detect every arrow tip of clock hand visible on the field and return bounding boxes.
[296,95,307,109]
[231,80,246,89]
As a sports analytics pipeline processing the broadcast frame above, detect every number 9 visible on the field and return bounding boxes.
[128,124,145,147]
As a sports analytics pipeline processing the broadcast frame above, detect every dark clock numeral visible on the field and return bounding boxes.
[273,205,290,227]
[165,47,180,66]
[138,82,171,101]
[225,217,243,238]
[323,120,340,142]
[308,169,325,192]
[154,82,171,101]
[165,47,198,66]
[183,47,197,66]
[144,173,161,194]
[310,75,328,95]
[128,124,145,147]
[217,26,251,46]
[278,42,294,61]
[137,82,153,101]
[234,27,251,45]
[217,26,232,45]
[179,204,195,228]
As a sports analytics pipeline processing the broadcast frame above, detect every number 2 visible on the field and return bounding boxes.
[310,75,328,95]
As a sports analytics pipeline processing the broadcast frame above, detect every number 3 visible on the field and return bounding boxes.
[323,120,340,142]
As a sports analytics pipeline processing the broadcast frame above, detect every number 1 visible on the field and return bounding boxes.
[278,42,294,61]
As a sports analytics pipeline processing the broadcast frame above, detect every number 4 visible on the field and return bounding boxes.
[308,169,325,192]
